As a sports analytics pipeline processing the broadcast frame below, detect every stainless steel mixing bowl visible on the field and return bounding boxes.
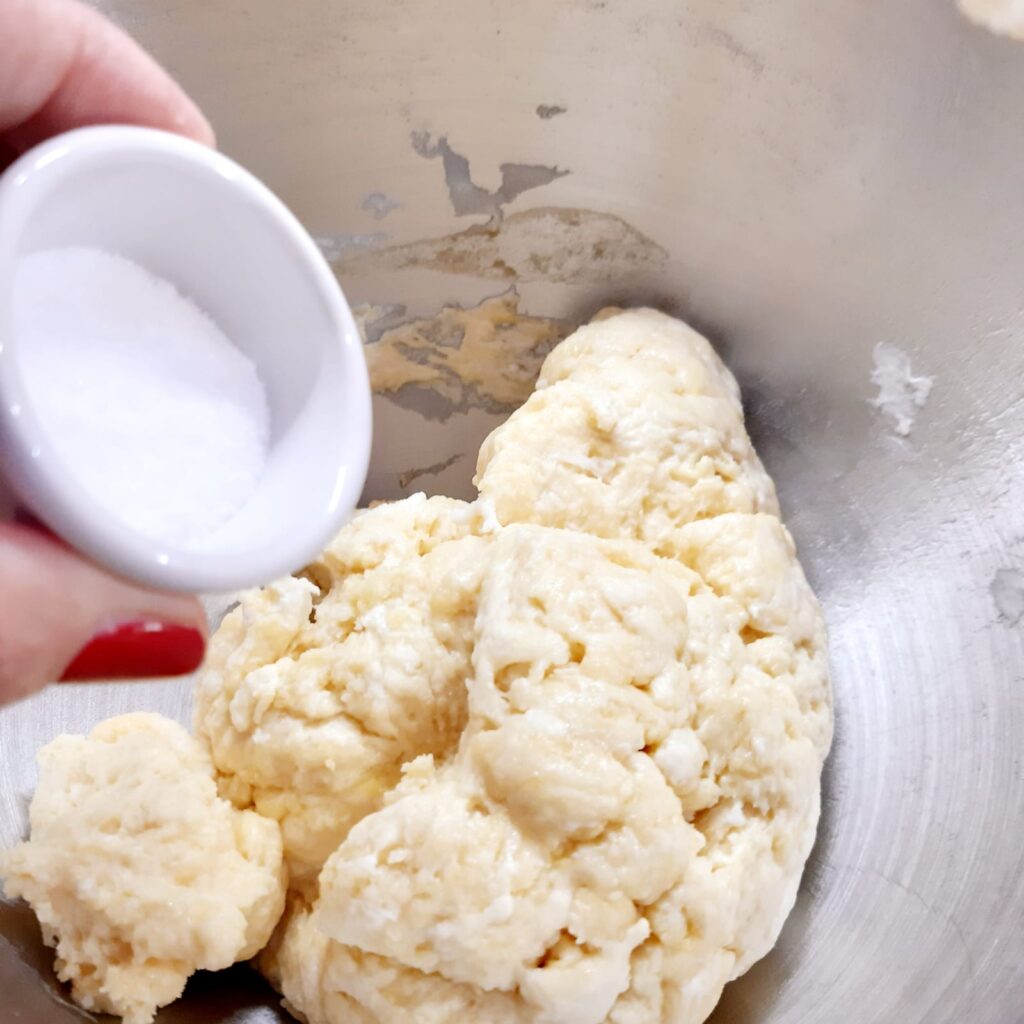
[2,1,1023,1021]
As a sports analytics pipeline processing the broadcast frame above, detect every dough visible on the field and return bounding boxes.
[476,308,779,553]
[194,494,496,884]
[0,713,286,1024]
[249,309,831,1024]
[5,307,832,1024]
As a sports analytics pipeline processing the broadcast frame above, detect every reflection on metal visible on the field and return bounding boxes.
[958,0,1024,39]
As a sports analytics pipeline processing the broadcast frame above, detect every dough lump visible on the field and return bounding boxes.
[5,307,832,1024]
[0,713,286,1024]
[250,309,832,1024]
[194,494,495,884]
[476,309,779,552]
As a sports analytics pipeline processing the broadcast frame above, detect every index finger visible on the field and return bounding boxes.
[0,0,214,158]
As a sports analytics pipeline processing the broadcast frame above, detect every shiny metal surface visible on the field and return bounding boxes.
[3,1,1023,1021]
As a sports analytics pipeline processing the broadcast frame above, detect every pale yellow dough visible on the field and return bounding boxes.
[476,308,780,551]
[194,494,495,885]
[246,308,832,1024]
[4,307,832,1024]
[0,713,286,1024]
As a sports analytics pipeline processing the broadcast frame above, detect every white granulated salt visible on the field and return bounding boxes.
[13,247,270,548]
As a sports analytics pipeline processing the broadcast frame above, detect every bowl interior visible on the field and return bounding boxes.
[2,1,1024,1023]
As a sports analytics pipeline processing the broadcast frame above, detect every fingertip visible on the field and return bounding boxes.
[179,107,217,149]
[2,0,216,153]
[0,524,207,705]
[60,621,207,682]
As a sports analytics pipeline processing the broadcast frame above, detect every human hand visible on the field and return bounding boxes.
[1,0,213,168]
[0,0,214,703]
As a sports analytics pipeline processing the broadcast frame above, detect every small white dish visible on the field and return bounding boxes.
[0,126,371,592]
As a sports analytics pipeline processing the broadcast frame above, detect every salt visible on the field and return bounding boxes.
[13,247,270,548]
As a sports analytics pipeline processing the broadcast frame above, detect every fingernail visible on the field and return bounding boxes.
[61,622,206,681]
[14,509,47,530]
[11,511,64,546]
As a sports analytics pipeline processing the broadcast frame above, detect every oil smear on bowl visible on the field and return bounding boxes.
[13,247,269,548]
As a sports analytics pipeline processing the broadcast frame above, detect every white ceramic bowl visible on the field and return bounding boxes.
[0,125,371,592]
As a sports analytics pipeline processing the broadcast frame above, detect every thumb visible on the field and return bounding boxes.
[0,523,207,706]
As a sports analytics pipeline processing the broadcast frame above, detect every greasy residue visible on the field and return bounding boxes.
[315,233,388,261]
[361,193,403,220]
[870,343,934,437]
[410,132,568,222]
[333,206,668,285]
[359,291,569,420]
[397,453,465,490]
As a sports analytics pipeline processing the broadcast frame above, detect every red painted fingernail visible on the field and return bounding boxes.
[11,509,64,544]
[61,622,206,681]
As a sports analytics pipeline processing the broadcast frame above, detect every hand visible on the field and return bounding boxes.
[0,0,213,168]
[0,0,213,704]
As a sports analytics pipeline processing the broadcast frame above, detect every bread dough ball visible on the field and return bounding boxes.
[476,308,778,552]
[48,305,830,1024]
[194,494,495,884]
[265,512,829,1024]
[538,307,742,403]
[0,713,286,1024]
[244,309,831,1024]
[260,896,530,1024]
